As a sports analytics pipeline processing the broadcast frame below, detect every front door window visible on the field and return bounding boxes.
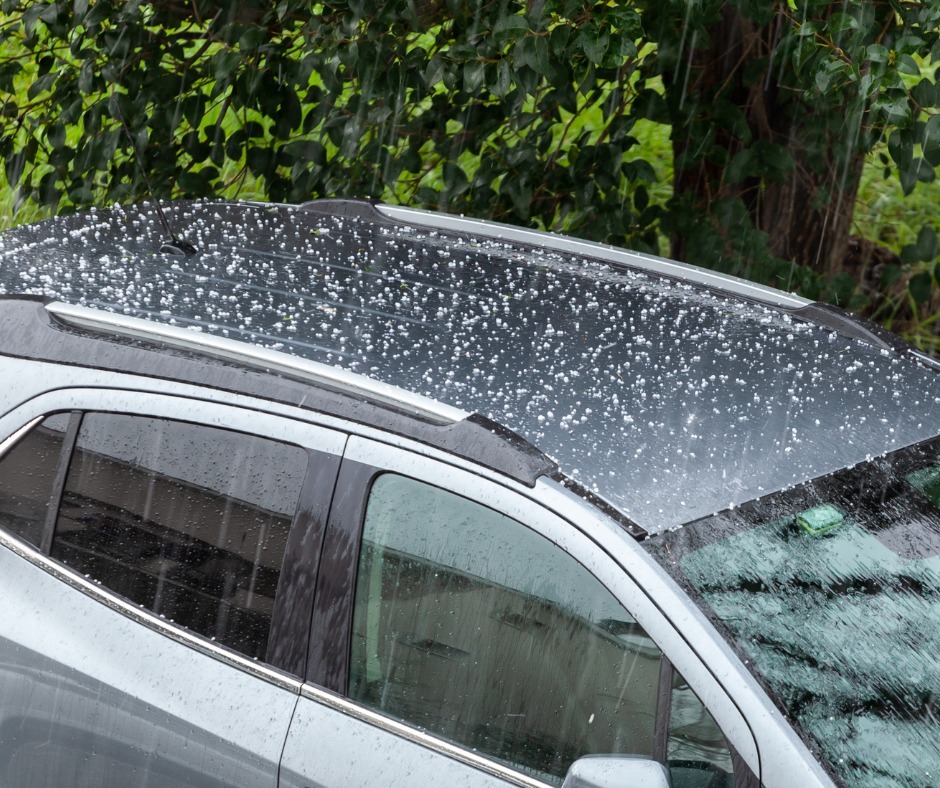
[349,473,734,785]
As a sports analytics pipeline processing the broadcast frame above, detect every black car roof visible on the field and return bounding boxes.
[2,199,940,531]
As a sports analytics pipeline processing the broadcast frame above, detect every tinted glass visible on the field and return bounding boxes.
[350,474,733,784]
[644,435,940,787]
[0,413,70,547]
[51,413,307,659]
[669,672,734,787]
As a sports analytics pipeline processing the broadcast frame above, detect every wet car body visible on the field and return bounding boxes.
[0,199,937,787]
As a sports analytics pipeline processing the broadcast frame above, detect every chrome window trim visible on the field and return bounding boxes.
[0,527,303,694]
[0,414,44,458]
[376,203,811,310]
[911,350,940,372]
[300,683,551,788]
[45,301,466,424]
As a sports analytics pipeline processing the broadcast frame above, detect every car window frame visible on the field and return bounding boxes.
[0,387,346,680]
[306,433,762,786]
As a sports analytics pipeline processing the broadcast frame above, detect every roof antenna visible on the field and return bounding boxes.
[110,93,197,256]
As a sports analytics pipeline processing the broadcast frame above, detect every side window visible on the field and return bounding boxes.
[48,413,308,660]
[0,413,70,547]
[349,474,735,786]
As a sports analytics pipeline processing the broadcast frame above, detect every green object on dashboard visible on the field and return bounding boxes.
[795,504,844,535]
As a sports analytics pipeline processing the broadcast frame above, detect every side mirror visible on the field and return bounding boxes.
[561,755,672,788]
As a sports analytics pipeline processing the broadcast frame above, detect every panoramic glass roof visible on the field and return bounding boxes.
[3,200,940,531]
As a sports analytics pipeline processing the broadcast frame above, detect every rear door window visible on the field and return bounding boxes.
[49,412,308,660]
[0,413,71,548]
[0,407,316,663]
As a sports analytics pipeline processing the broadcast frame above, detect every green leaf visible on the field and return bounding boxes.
[178,95,202,128]
[908,270,933,303]
[83,1,112,28]
[549,25,572,57]
[178,168,217,194]
[923,115,940,167]
[246,146,274,176]
[400,147,421,173]
[795,21,816,38]
[493,15,529,35]
[39,2,58,23]
[880,263,902,289]
[442,161,467,191]
[633,184,648,213]
[919,226,940,262]
[888,129,914,169]
[874,93,912,124]
[900,157,936,195]
[758,142,795,174]
[865,44,889,63]
[4,151,26,187]
[283,139,325,164]
[46,122,65,150]
[622,158,656,182]
[827,12,859,34]
[462,60,485,93]
[491,58,512,97]
[239,25,266,52]
[726,148,754,183]
[212,51,242,82]
[0,61,22,94]
[898,54,922,76]
[578,28,609,65]
[523,34,550,76]
[27,72,56,100]
[634,88,668,124]
[902,226,940,264]
[425,55,445,89]
[911,78,937,108]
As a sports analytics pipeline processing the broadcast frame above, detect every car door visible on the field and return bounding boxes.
[280,435,762,788]
[0,388,344,787]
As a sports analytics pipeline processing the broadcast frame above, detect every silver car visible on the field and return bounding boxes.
[0,199,938,787]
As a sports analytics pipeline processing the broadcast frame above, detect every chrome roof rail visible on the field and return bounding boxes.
[45,301,467,424]
[375,203,811,310]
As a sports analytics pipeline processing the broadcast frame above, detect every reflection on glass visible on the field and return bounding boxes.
[51,413,307,660]
[0,413,70,547]
[350,474,733,784]
[668,672,734,788]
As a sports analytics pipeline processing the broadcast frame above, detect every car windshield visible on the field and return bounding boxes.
[643,436,940,787]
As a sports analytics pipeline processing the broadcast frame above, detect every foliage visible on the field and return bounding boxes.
[639,0,940,288]
[0,0,661,250]
[0,0,938,337]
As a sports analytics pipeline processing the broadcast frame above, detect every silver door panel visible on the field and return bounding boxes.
[0,539,297,786]
[280,687,539,788]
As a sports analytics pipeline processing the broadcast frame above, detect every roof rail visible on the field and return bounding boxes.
[373,203,811,310]
[45,301,466,425]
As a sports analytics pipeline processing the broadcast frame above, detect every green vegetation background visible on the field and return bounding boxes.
[1,1,938,347]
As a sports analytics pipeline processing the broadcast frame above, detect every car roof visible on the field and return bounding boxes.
[2,199,940,532]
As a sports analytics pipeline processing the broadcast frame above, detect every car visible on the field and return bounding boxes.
[0,198,938,788]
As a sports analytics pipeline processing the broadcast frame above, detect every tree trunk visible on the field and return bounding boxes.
[669,3,864,279]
